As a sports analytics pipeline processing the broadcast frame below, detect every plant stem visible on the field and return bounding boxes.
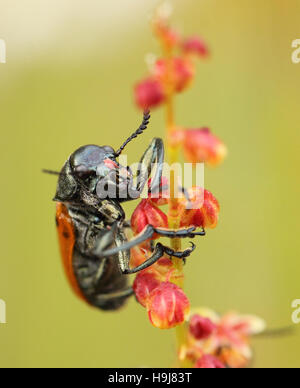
[166,95,183,276]
[163,49,186,366]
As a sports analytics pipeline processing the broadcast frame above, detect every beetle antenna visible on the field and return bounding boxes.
[115,110,151,157]
[42,169,61,175]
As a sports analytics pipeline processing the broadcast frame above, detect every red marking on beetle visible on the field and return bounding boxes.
[103,159,118,170]
[56,203,87,302]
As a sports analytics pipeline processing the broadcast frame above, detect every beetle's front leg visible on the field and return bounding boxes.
[129,137,165,200]
[95,199,125,224]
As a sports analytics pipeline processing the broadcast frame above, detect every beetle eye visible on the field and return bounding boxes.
[74,165,95,179]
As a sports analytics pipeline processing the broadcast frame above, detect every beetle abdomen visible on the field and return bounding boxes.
[72,249,129,311]
[56,203,88,303]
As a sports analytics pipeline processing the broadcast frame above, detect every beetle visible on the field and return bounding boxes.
[44,111,205,310]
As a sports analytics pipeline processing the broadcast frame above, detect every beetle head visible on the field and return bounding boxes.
[54,145,133,202]
[52,111,151,203]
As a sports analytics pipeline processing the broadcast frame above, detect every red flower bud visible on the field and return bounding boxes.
[183,128,227,166]
[134,78,165,110]
[189,314,217,340]
[194,355,225,369]
[154,58,195,93]
[179,188,220,229]
[133,271,161,308]
[182,36,209,57]
[154,23,181,49]
[131,199,168,238]
[168,128,185,148]
[147,282,190,329]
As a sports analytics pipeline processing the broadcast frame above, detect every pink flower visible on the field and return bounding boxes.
[131,199,168,238]
[182,36,209,57]
[187,309,266,368]
[154,58,195,93]
[194,355,225,369]
[134,78,165,110]
[154,23,181,50]
[189,315,217,340]
[183,128,227,166]
[133,271,161,308]
[132,246,184,309]
[179,187,220,229]
[147,282,190,329]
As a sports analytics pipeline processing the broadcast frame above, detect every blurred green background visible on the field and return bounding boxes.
[0,0,299,368]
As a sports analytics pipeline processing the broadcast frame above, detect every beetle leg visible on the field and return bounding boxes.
[154,226,206,239]
[97,225,205,257]
[90,286,134,310]
[121,138,164,201]
[121,242,196,274]
[122,243,165,274]
[163,242,196,259]
[135,137,165,195]
[92,287,134,303]
[90,222,119,257]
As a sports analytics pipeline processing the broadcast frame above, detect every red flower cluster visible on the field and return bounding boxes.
[130,185,220,329]
[132,186,220,236]
[131,244,189,329]
[130,3,265,369]
[134,17,209,110]
[180,309,266,368]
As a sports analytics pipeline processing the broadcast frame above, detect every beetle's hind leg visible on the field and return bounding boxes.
[91,287,134,311]
[96,225,205,258]
[122,242,196,275]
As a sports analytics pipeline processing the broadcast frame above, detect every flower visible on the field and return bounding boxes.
[147,282,190,329]
[134,78,165,110]
[186,308,266,368]
[194,355,225,369]
[152,2,180,49]
[133,271,161,308]
[215,312,266,367]
[189,315,217,340]
[179,187,220,229]
[168,127,185,148]
[132,245,184,309]
[153,23,181,50]
[182,36,209,57]
[183,128,227,166]
[154,57,195,93]
[131,199,168,238]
